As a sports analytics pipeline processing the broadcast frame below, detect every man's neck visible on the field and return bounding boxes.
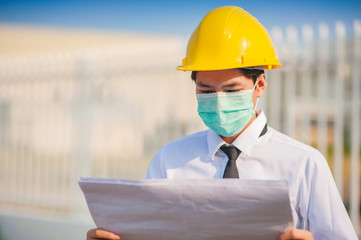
[220,113,257,144]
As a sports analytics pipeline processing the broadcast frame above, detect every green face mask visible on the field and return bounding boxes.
[196,87,256,137]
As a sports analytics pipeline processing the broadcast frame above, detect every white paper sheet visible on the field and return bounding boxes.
[79,178,293,240]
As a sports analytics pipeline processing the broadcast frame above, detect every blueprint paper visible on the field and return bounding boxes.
[79,178,293,240]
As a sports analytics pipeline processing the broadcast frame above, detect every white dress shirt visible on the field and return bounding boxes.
[145,111,357,239]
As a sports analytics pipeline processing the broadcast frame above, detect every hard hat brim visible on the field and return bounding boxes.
[176,63,281,71]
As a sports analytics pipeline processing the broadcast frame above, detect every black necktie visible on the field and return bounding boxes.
[220,124,268,178]
[220,145,241,178]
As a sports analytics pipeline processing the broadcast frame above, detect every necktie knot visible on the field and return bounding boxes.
[220,145,241,178]
[220,145,241,161]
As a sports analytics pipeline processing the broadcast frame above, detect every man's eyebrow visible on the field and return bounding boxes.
[196,82,212,88]
[221,83,239,88]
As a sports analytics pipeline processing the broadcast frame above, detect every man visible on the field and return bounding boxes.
[87,6,357,240]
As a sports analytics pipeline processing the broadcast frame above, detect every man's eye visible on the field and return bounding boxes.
[226,89,240,93]
[200,90,215,94]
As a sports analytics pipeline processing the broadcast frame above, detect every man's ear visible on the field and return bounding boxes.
[255,73,267,98]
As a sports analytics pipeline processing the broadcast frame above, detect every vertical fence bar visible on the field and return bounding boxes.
[267,68,282,130]
[26,104,33,204]
[334,21,346,196]
[42,79,50,206]
[284,26,298,138]
[34,76,41,207]
[26,101,34,204]
[0,65,10,203]
[10,79,17,204]
[70,51,94,219]
[18,96,25,202]
[350,18,361,234]
[300,24,313,145]
[269,27,284,131]
[61,69,71,209]
[317,23,329,157]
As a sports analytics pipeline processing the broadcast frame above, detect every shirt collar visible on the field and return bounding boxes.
[207,128,225,160]
[232,110,267,156]
[207,110,268,160]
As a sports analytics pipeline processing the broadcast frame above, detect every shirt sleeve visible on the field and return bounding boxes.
[144,148,167,179]
[298,149,358,239]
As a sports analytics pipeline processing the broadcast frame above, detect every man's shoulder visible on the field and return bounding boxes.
[146,130,210,179]
[266,127,322,157]
[151,129,209,167]
[162,129,208,150]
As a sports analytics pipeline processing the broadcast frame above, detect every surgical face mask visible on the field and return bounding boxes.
[196,82,258,137]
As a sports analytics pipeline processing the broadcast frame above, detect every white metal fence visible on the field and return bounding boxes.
[0,20,360,236]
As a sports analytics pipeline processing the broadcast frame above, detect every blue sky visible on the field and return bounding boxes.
[1,0,360,37]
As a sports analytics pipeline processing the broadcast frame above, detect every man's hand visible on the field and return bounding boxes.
[86,228,121,240]
[87,227,312,240]
[277,228,313,240]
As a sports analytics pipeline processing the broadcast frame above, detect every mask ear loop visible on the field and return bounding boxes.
[253,78,260,110]
[252,78,259,91]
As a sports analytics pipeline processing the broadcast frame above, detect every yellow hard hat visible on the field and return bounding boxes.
[176,6,281,71]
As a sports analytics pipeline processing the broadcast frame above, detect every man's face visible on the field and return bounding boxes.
[195,69,266,107]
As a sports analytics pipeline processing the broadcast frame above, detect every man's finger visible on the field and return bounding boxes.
[277,228,313,240]
[87,228,121,240]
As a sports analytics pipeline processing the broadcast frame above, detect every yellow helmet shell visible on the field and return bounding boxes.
[177,6,281,71]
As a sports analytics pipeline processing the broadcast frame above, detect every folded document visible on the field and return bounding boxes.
[79,178,293,240]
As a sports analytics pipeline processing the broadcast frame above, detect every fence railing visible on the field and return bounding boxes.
[0,20,360,235]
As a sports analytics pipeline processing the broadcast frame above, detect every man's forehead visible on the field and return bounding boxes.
[196,76,252,88]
